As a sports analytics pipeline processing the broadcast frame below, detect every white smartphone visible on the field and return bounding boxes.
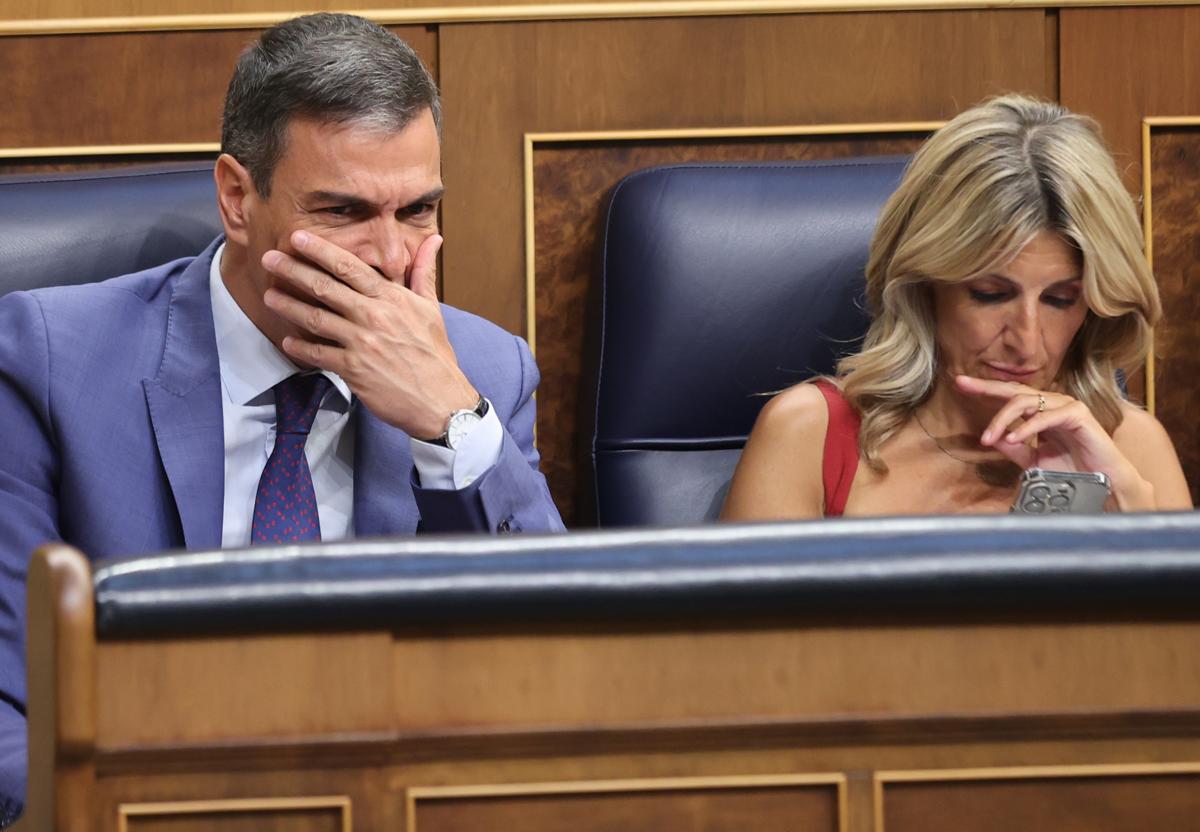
[1011,468,1111,515]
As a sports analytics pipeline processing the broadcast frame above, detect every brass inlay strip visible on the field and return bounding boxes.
[527,121,943,142]
[1143,116,1200,127]
[522,132,538,357]
[877,761,1200,782]
[1142,118,1157,415]
[0,142,219,160]
[523,120,937,355]
[118,795,352,832]
[408,773,846,832]
[2,0,1198,37]
[873,762,1200,832]
[1141,115,1200,416]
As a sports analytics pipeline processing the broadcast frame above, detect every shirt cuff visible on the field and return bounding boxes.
[410,400,504,490]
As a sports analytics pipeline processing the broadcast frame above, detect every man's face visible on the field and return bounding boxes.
[231,108,443,344]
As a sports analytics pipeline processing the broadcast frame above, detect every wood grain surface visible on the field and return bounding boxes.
[882,772,1200,832]
[412,784,839,832]
[67,614,1200,832]
[441,10,1048,335]
[0,26,436,149]
[123,806,343,832]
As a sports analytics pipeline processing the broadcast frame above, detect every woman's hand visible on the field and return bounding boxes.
[955,374,1155,511]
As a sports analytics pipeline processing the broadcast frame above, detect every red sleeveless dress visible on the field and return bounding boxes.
[812,379,861,517]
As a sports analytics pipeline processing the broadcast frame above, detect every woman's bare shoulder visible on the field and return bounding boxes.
[1113,399,1172,444]
[1113,400,1192,509]
[720,381,832,521]
[753,381,832,442]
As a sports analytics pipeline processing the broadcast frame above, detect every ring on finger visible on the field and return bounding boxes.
[1037,394,1046,413]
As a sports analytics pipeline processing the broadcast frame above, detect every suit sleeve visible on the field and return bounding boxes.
[0,292,62,816]
[412,333,565,533]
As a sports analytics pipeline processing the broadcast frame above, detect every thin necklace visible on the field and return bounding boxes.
[913,409,979,465]
[913,408,1021,488]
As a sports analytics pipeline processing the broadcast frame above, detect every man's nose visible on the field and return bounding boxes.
[358,220,410,281]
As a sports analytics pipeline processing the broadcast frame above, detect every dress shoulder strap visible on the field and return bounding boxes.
[813,379,861,518]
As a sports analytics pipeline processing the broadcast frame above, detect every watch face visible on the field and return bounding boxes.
[446,411,482,450]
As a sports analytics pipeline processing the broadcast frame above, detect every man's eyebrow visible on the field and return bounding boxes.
[406,187,445,207]
[307,191,375,209]
[305,188,445,209]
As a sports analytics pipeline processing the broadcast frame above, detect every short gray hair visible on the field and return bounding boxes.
[221,13,441,196]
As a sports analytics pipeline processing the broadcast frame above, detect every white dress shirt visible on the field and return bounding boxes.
[209,244,502,547]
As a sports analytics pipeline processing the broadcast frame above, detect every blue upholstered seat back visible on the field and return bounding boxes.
[593,158,908,527]
[0,162,221,298]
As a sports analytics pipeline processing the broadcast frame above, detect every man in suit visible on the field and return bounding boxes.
[0,12,563,815]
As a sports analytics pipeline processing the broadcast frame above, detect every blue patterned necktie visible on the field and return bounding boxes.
[251,373,331,544]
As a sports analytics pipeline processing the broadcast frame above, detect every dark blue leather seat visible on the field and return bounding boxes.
[0,162,220,298]
[591,158,908,527]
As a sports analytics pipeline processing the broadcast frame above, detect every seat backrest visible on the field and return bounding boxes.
[0,163,221,298]
[592,158,908,527]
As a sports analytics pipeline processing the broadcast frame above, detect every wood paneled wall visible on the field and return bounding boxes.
[4,4,1200,519]
[0,26,437,149]
[23,546,1200,832]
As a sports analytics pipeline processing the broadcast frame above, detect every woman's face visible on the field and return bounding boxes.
[932,230,1089,391]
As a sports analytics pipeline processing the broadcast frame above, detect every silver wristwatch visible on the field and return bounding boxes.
[428,396,489,450]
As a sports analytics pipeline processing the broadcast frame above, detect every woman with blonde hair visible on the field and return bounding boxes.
[722,94,1190,518]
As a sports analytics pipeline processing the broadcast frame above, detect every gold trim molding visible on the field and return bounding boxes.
[2,0,1199,37]
[522,120,939,355]
[0,143,219,160]
[1140,115,1200,417]
[408,772,847,832]
[117,795,352,832]
[872,761,1200,832]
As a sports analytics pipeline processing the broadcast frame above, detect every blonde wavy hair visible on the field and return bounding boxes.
[837,94,1161,473]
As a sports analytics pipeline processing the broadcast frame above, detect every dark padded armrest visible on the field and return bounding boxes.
[93,513,1200,637]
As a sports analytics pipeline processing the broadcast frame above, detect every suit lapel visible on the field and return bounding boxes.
[143,241,225,550]
[353,406,418,536]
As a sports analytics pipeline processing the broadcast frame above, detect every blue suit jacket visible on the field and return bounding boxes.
[0,238,564,812]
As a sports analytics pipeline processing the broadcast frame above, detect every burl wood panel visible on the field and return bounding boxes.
[532,134,926,525]
[440,10,1049,336]
[413,785,838,832]
[123,807,343,832]
[881,773,1200,832]
[1148,128,1200,505]
[0,26,436,148]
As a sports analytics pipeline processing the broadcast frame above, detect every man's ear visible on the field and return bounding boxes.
[213,153,258,247]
